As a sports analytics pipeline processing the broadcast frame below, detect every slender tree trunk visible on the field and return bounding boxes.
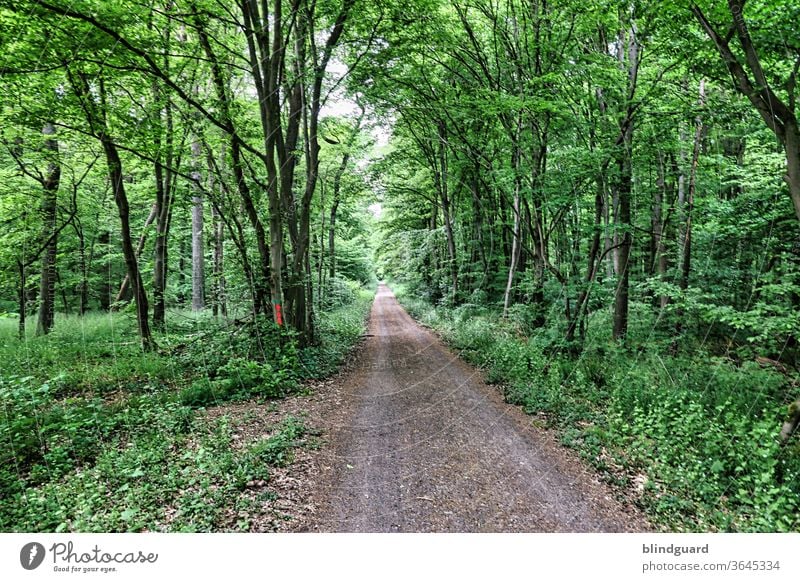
[196,8,270,315]
[680,79,705,292]
[676,120,688,266]
[567,178,605,345]
[327,108,364,285]
[437,121,458,300]
[318,179,326,310]
[328,151,348,280]
[503,121,523,318]
[612,134,633,341]
[674,79,705,342]
[603,188,614,279]
[18,261,26,339]
[211,204,226,317]
[654,151,670,308]
[116,203,157,304]
[76,226,88,315]
[471,169,488,282]
[153,176,171,328]
[650,156,663,277]
[612,21,639,341]
[36,122,60,335]
[97,230,111,311]
[152,85,175,330]
[191,139,205,311]
[102,136,154,350]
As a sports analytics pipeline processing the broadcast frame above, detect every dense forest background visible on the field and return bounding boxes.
[0,0,799,532]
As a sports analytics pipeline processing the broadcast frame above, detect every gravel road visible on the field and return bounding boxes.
[301,284,650,532]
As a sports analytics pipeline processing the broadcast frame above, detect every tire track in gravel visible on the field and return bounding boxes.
[300,284,650,532]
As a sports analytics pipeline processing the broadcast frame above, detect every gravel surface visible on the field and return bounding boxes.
[299,284,651,532]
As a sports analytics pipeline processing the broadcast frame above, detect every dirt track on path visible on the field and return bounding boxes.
[298,284,650,532]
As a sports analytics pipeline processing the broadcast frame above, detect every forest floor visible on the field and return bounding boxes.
[285,284,650,532]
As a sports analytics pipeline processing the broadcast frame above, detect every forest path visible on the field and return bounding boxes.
[299,284,649,532]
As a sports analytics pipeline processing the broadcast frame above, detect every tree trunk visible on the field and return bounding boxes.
[36,122,61,335]
[612,138,632,341]
[152,172,172,329]
[102,135,154,351]
[196,8,270,315]
[567,177,604,345]
[18,261,26,339]
[152,80,175,331]
[654,151,670,309]
[471,169,488,283]
[69,217,89,316]
[115,203,157,304]
[437,121,458,300]
[612,22,639,341]
[211,204,226,317]
[97,230,112,311]
[503,122,523,318]
[328,151,348,280]
[680,79,705,292]
[674,79,705,342]
[191,139,205,312]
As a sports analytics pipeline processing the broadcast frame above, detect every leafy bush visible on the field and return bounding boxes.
[321,276,360,308]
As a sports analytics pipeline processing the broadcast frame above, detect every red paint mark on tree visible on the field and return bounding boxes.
[275,303,283,326]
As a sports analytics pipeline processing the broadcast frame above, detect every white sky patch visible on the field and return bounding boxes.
[321,58,392,152]
[368,202,383,219]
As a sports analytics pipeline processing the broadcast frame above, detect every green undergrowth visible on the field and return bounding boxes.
[300,287,374,378]
[0,288,373,532]
[394,285,800,532]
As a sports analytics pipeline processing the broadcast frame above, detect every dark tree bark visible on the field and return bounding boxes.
[36,122,61,335]
[18,261,27,339]
[674,79,706,342]
[679,79,705,294]
[283,0,356,343]
[653,150,671,309]
[566,178,605,346]
[71,217,89,315]
[152,80,177,330]
[211,200,226,317]
[612,21,639,341]
[102,136,154,350]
